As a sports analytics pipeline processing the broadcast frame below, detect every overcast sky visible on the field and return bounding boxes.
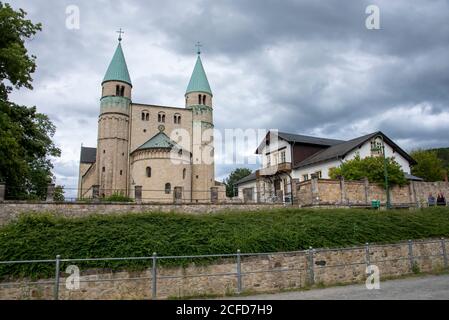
[8,0,449,198]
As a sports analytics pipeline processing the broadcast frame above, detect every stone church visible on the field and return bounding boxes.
[78,36,224,203]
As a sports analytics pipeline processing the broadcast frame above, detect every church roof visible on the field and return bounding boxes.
[80,147,96,164]
[102,42,132,86]
[133,131,183,153]
[186,55,212,96]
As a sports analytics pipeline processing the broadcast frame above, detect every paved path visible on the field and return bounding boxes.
[225,274,449,300]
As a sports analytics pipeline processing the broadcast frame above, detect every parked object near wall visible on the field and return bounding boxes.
[0,238,447,300]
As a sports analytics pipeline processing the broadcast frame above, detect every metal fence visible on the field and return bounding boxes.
[0,238,448,300]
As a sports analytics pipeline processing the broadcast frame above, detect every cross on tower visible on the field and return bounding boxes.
[195,41,202,55]
[117,28,125,42]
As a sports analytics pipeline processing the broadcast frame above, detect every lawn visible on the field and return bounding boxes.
[1,207,449,278]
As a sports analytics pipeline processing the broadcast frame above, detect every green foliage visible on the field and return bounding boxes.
[0,3,60,199]
[1,207,449,279]
[103,193,133,202]
[410,149,445,182]
[53,185,65,202]
[223,168,252,197]
[0,2,42,98]
[329,155,408,187]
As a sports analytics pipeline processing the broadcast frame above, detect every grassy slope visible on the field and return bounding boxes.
[1,207,449,278]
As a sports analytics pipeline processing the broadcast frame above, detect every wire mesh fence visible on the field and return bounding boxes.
[0,238,448,300]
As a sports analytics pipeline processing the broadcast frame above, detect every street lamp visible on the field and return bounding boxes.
[372,135,391,209]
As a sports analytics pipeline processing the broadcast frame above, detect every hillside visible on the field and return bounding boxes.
[1,207,449,279]
[432,147,449,170]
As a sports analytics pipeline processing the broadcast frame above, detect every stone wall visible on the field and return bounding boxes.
[0,202,286,226]
[0,238,447,300]
[295,178,449,207]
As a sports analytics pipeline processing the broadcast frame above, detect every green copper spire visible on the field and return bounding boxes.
[102,38,132,86]
[186,53,212,96]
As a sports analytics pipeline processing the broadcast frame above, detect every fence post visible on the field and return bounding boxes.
[441,238,448,269]
[408,240,414,271]
[0,182,5,202]
[307,247,315,285]
[365,242,371,267]
[236,249,242,294]
[54,255,61,300]
[46,183,55,202]
[135,186,142,204]
[152,252,157,300]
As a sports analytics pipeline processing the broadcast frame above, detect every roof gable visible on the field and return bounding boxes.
[80,147,96,164]
[256,131,344,154]
[133,132,183,153]
[293,131,416,169]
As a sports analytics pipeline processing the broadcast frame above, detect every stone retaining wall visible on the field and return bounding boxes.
[296,179,449,207]
[0,202,286,226]
[0,238,447,300]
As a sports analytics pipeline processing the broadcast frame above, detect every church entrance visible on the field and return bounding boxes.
[174,187,183,204]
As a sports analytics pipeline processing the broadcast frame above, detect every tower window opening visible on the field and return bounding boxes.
[116,85,120,96]
[120,86,125,97]
[202,95,206,105]
[158,112,165,123]
[165,183,171,194]
[183,168,186,180]
[198,94,202,104]
[120,170,123,176]
[146,167,151,178]
[174,113,181,124]
[146,113,149,121]
[141,112,145,120]
[102,167,105,172]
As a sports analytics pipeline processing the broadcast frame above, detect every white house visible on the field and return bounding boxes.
[235,131,419,203]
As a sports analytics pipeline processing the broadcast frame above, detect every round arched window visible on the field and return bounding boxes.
[165,183,171,194]
[146,167,151,178]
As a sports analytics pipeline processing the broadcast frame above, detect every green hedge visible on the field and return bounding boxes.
[1,207,449,279]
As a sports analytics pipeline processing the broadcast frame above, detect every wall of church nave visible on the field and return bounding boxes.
[130,104,193,152]
[78,163,97,199]
[131,157,192,202]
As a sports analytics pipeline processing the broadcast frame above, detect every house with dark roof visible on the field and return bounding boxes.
[235,130,419,203]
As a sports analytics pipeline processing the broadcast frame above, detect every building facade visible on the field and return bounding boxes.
[236,131,419,203]
[78,37,224,203]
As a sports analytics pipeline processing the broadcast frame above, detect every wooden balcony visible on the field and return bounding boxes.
[256,162,292,177]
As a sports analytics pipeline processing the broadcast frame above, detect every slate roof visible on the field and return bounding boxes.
[256,131,343,154]
[235,172,257,186]
[277,132,344,146]
[102,42,132,86]
[80,147,97,164]
[293,131,417,169]
[405,173,424,181]
[133,131,184,153]
[186,55,212,96]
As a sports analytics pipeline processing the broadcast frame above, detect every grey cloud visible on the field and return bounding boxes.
[7,0,449,189]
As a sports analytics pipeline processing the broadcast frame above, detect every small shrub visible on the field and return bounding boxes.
[103,193,134,202]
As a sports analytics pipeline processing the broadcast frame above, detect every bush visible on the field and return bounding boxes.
[329,155,408,187]
[1,207,449,279]
[103,193,133,202]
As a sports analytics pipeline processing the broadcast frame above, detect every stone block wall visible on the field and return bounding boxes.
[0,202,287,226]
[0,238,447,300]
[295,178,449,207]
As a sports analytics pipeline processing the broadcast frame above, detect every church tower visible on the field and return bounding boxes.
[185,47,215,202]
[96,33,132,197]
